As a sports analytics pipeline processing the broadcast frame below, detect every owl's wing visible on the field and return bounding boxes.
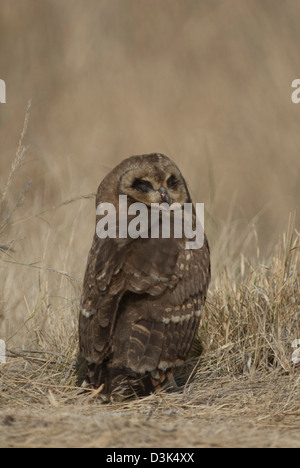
[114,234,211,378]
[79,234,129,363]
[79,231,180,364]
[79,216,210,381]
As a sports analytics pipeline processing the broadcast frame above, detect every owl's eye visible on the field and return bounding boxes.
[166,174,178,189]
[132,178,154,193]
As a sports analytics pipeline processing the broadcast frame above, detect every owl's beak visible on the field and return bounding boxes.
[159,187,170,205]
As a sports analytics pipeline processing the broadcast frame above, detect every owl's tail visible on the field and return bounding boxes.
[107,366,177,399]
[77,357,177,400]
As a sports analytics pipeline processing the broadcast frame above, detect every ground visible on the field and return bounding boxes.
[1,353,299,448]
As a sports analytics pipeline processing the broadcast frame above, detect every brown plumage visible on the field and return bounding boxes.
[78,153,210,399]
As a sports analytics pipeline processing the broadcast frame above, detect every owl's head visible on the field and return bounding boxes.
[97,153,191,208]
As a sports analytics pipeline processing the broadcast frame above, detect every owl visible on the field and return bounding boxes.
[78,153,210,399]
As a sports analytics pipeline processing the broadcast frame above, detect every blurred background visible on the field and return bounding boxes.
[0,0,299,341]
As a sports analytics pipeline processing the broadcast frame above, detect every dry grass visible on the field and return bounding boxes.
[0,0,300,448]
[1,366,300,448]
[0,110,299,447]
